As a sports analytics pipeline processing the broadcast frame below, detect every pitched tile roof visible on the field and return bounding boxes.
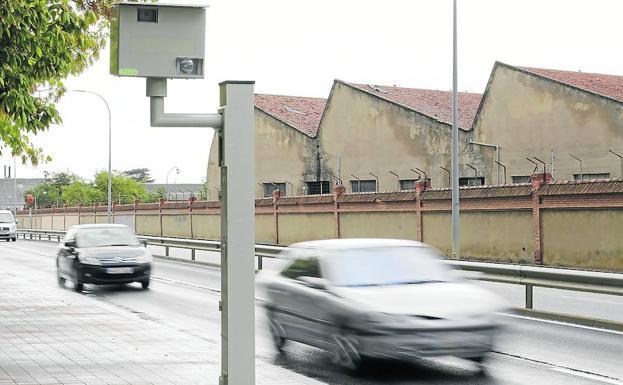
[343,82,482,130]
[254,94,326,137]
[518,66,623,103]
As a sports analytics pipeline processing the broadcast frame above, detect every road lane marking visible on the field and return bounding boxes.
[551,368,623,385]
[494,351,623,385]
[500,313,623,336]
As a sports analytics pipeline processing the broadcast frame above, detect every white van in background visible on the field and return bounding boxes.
[0,210,17,242]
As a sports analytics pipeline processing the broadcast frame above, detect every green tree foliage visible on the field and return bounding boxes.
[0,0,109,164]
[24,171,81,207]
[122,168,154,183]
[94,171,150,204]
[61,181,104,206]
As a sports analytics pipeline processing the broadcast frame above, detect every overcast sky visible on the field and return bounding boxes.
[3,0,623,183]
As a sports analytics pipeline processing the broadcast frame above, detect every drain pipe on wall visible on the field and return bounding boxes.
[468,139,501,184]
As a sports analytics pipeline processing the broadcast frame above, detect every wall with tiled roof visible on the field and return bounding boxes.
[254,94,326,137]
[346,82,482,130]
[472,61,623,185]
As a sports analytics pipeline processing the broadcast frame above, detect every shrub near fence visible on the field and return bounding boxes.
[17,173,623,271]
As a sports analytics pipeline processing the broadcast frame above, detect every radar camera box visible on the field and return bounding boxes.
[110,2,206,78]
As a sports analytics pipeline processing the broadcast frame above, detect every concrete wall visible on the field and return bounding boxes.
[14,180,623,271]
[340,212,418,240]
[474,63,623,182]
[191,214,220,240]
[278,213,334,245]
[136,215,160,236]
[162,214,192,238]
[318,82,485,189]
[422,211,533,263]
[542,209,623,270]
[256,214,275,244]
[207,109,317,198]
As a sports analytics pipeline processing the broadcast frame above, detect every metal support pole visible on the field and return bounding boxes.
[608,149,623,178]
[570,154,582,180]
[218,81,255,385]
[451,0,460,259]
[468,139,500,184]
[494,161,507,184]
[146,77,255,385]
[73,90,112,223]
[191,248,196,261]
[525,284,534,309]
[165,245,169,257]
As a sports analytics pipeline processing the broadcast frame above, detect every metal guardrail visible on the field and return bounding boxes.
[17,229,623,316]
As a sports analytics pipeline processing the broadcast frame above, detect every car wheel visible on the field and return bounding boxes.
[467,354,488,374]
[11,237,16,242]
[57,268,65,288]
[73,264,84,292]
[331,330,362,371]
[141,279,150,289]
[267,311,287,353]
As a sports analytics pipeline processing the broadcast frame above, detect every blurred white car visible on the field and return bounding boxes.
[0,210,17,242]
[257,239,506,370]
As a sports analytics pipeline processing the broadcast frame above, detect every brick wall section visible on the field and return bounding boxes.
[17,175,623,270]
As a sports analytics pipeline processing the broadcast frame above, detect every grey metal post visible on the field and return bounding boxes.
[146,77,254,385]
[525,284,534,309]
[13,158,17,214]
[451,0,460,259]
[218,81,255,385]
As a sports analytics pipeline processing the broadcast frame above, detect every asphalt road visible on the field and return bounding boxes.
[1,240,622,385]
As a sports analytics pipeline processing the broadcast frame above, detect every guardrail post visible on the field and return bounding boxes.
[525,284,534,309]
[258,256,263,270]
[191,248,196,261]
[165,245,169,257]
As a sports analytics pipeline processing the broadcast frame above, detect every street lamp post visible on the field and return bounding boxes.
[73,89,112,223]
[451,0,460,259]
[165,166,180,201]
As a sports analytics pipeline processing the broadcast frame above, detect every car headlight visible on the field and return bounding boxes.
[9,224,16,232]
[78,252,101,266]
[135,250,153,264]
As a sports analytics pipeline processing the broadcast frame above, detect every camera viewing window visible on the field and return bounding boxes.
[137,8,158,23]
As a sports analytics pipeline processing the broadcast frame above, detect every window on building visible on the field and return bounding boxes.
[399,179,417,190]
[263,182,286,197]
[459,177,484,186]
[511,176,531,184]
[350,180,377,193]
[573,173,610,181]
[305,181,330,195]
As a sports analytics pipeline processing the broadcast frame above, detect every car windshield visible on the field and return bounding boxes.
[328,246,454,287]
[0,213,14,223]
[76,227,140,248]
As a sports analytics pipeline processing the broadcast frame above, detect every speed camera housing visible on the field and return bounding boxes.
[110,2,206,79]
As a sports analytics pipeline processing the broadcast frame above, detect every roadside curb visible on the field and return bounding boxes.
[510,308,623,332]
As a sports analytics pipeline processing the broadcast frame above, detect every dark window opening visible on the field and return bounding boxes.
[511,176,531,184]
[399,179,417,190]
[137,8,158,23]
[459,177,484,186]
[305,181,330,195]
[573,173,610,181]
[350,180,377,193]
[263,182,286,197]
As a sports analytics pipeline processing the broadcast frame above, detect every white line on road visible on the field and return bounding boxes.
[499,313,623,336]
[551,368,623,385]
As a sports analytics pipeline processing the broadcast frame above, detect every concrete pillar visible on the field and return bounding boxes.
[333,184,346,238]
[530,173,552,265]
